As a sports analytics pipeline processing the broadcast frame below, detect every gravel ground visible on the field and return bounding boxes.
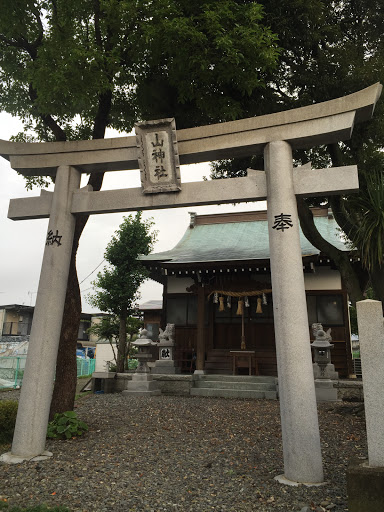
[0,389,367,512]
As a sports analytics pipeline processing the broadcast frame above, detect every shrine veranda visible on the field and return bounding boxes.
[0,83,382,485]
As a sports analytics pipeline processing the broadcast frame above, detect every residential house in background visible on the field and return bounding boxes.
[0,304,97,348]
[0,305,34,339]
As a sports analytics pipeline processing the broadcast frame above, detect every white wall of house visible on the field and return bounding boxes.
[167,276,194,293]
[304,267,342,290]
[95,342,117,372]
[166,268,342,293]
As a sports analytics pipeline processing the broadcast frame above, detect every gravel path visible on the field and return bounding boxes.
[0,390,367,512]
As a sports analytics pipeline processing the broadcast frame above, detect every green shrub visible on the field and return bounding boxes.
[47,411,88,440]
[127,358,138,370]
[0,400,18,444]
[106,361,117,372]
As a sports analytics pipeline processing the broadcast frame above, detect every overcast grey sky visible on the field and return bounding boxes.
[0,112,262,313]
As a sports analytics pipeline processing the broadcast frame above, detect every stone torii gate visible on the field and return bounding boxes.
[0,84,381,485]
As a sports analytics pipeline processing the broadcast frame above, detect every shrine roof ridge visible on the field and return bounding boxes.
[190,207,329,226]
[140,211,348,265]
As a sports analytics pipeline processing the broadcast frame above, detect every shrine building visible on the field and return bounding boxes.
[140,207,353,378]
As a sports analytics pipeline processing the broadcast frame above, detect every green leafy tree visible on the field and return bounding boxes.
[343,172,384,301]
[87,316,120,344]
[87,212,156,373]
[87,315,142,370]
[0,0,279,415]
[211,0,384,305]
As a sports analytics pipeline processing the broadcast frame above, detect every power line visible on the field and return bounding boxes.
[80,286,93,293]
[79,259,105,285]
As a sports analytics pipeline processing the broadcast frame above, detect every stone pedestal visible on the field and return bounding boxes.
[314,379,339,402]
[152,324,180,375]
[122,373,161,396]
[152,359,180,374]
[347,461,384,512]
[313,362,338,380]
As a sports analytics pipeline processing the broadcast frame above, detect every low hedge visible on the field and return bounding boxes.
[0,400,18,444]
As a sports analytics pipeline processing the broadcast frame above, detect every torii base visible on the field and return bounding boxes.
[0,450,53,465]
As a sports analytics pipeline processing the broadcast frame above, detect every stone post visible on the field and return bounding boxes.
[2,166,81,462]
[356,299,384,466]
[265,141,324,484]
[347,299,384,511]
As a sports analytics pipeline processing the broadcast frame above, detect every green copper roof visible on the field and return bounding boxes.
[141,215,348,265]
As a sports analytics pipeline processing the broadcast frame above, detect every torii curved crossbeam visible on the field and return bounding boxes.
[0,83,381,176]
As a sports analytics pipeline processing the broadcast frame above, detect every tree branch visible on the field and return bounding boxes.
[296,197,364,304]
[93,0,103,49]
[297,198,342,260]
[0,8,66,143]
[0,8,43,60]
[326,142,358,239]
[28,84,67,141]
[92,90,112,140]
[0,34,35,55]
[329,195,357,240]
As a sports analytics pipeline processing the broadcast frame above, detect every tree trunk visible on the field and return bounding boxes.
[35,10,114,416]
[333,253,365,306]
[49,172,106,416]
[296,198,364,305]
[49,250,81,419]
[369,265,384,307]
[117,311,127,373]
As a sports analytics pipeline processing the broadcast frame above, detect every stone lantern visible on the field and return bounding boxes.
[310,325,339,401]
[311,329,334,377]
[122,329,161,396]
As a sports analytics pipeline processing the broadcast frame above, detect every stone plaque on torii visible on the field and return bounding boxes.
[0,84,381,485]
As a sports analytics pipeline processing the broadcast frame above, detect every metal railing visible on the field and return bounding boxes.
[353,358,362,378]
[76,358,96,378]
[0,356,96,389]
[0,356,26,389]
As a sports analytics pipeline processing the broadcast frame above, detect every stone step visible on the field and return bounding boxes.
[192,374,278,399]
[203,368,232,375]
[204,361,232,367]
[194,380,276,391]
[196,374,277,383]
[191,388,277,399]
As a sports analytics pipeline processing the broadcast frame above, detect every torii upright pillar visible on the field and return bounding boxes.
[1,165,80,462]
[265,141,323,484]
